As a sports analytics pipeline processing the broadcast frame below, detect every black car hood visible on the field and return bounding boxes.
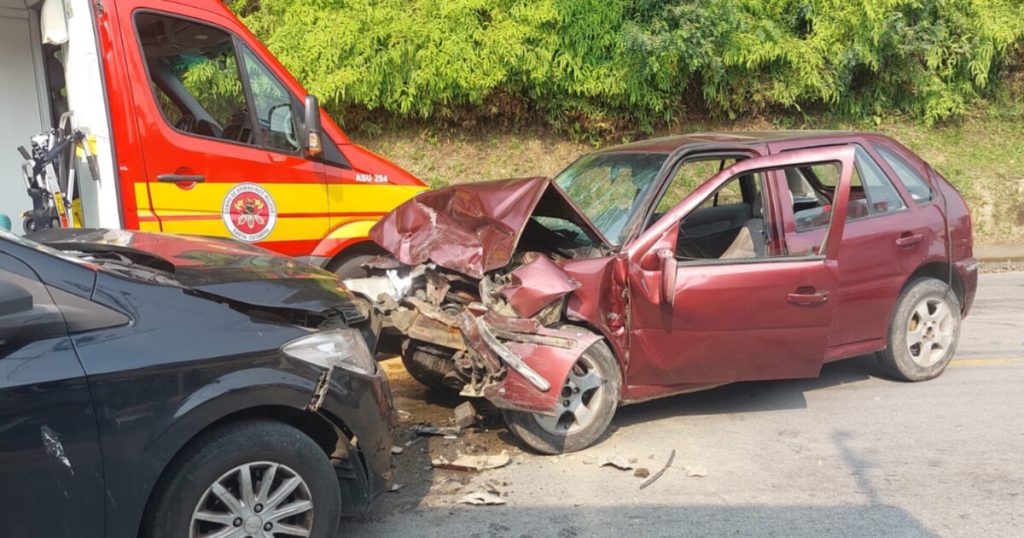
[31,228,364,321]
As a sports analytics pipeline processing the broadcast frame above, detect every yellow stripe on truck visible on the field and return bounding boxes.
[328,184,426,215]
[147,183,329,215]
[159,216,332,242]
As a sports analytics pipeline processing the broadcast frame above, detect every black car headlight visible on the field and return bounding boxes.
[282,328,376,375]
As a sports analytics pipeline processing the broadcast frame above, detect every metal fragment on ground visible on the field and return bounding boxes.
[639,449,676,490]
[457,491,507,506]
[432,451,512,472]
[408,424,461,437]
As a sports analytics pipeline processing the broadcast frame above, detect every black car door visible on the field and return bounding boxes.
[0,252,105,537]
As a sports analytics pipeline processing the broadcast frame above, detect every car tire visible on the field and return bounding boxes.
[877,277,962,382]
[143,420,340,538]
[400,341,461,392]
[331,253,376,281]
[502,338,621,454]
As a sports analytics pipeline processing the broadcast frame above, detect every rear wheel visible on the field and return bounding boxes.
[502,339,620,454]
[877,277,961,382]
[143,420,340,538]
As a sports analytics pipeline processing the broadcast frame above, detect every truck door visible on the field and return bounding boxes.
[114,2,329,255]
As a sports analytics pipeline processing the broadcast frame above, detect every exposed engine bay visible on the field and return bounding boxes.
[343,177,626,416]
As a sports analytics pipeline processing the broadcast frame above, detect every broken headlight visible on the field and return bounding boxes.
[282,328,376,375]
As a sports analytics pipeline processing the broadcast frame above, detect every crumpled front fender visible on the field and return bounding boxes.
[479,326,601,415]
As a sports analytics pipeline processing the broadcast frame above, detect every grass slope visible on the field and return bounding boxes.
[357,109,1024,245]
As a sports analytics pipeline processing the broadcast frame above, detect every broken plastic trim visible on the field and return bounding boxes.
[343,264,432,303]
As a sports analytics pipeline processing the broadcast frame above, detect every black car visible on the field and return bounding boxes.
[0,228,394,538]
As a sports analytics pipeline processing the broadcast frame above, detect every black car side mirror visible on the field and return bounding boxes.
[0,280,33,317]
[304,95,323,158]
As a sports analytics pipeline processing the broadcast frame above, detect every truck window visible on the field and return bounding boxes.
[239,44,301,153]
[136,13,253,145]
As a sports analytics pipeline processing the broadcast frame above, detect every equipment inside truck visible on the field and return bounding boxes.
[1,0,113,234]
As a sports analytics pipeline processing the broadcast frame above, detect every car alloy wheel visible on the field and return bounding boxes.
[533,354,607,435]
[905,296,955,368]
[191,461,314,538]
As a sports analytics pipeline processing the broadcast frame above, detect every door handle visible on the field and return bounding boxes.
[788,289,830,306]
[157,174,205,183]
[895,232,923,248]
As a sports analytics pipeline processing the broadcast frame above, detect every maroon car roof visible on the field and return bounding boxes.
[594,130,862,154]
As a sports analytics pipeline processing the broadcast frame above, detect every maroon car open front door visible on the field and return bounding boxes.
[625,147,855,394]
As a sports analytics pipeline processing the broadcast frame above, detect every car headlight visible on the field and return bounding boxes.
[282,328,376,375]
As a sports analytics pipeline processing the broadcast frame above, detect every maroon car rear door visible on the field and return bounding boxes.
[624,147,854,391]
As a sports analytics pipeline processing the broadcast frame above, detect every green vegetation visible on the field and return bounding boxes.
[231,0,1023,134]
[228,0,1024,242]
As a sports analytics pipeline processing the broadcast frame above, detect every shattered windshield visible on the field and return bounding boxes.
[554,152,668,245]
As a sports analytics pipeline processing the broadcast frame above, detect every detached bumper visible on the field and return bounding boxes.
[320,364,396,515]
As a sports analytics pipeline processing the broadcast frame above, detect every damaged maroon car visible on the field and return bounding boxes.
[345,132,978,453]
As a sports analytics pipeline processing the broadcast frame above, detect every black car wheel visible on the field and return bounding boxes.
[502,339,620,454]
[877,277,962,382]
[144,420,340,538]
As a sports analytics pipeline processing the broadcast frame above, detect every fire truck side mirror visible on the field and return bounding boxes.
[304,95,323,157]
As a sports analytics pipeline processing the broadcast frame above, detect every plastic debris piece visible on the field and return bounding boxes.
[432,451,512,472]
[684,465,707,478]
[388,483,405,492]
[391,446,404,455]
[457,491,506,506]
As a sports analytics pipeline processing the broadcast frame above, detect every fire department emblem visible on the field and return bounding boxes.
[222,183,277,242]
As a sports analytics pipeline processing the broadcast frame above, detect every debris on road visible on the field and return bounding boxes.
[454,401,477,430]
[391,446,404,455]
[600,456,636,471]
[432,451,512,472]
[409,424,461,437]
[387,483,405,493]
[639,449,675,490]
[457,491,506,506]
[684,464,707,478]
[634,468,650,478]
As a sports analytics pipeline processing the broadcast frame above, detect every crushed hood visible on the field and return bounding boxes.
[369,177,606,279]
[31,228,364,322]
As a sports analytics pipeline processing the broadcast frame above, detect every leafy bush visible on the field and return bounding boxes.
[229,0,1024,134]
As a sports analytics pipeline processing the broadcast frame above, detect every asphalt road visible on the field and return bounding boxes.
[349,272,1024,537]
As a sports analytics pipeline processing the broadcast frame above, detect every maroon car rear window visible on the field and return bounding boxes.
[874,144,934,203]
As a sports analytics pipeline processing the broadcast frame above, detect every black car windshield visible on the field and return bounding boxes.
[554,152,668,245]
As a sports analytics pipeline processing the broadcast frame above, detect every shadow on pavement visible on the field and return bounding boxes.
[346,501,936,537]
[613,354,889,428]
